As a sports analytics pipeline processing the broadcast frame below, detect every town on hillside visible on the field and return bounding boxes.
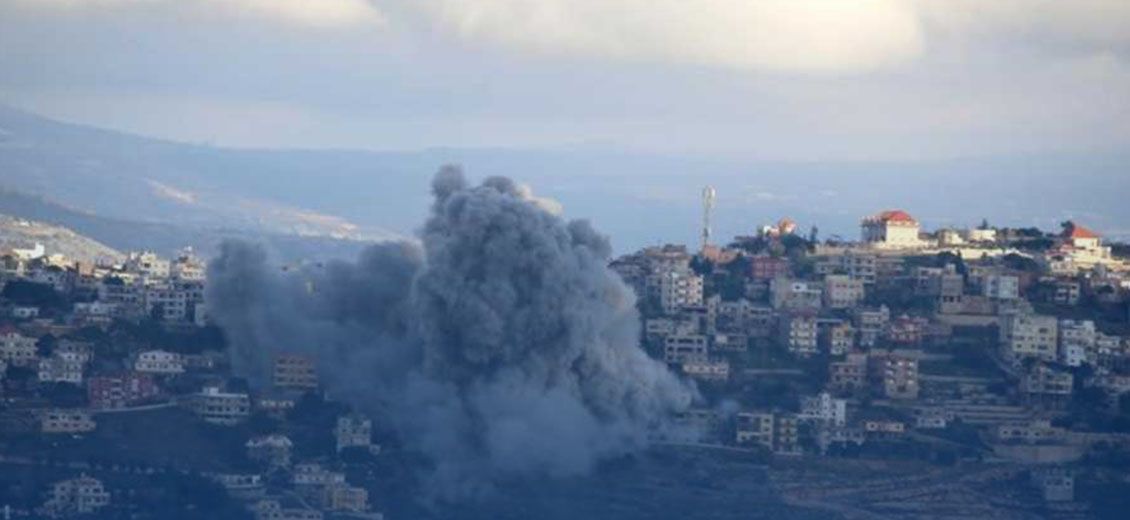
[2,208,1130,518]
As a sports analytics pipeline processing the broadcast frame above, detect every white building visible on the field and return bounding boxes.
[335,414,374,453]
[799,392,847,427]
[681,359,730,382]
[650,267,704,314]
[189,386,251,425]
[982,274,1020,300]
[779,313,819,357]
[1000,313,1058,363]
[861,210,924,249]
[134,350,185,374]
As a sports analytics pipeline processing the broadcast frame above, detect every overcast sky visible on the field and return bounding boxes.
[1,0,1128,161]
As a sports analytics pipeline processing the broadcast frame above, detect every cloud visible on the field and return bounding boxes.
[415,0,926,72]
[20,0,387,28]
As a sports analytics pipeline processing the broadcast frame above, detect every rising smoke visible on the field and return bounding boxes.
[206,166,696,497]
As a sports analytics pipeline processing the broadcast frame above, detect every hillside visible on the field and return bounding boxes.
[0,213,122,264]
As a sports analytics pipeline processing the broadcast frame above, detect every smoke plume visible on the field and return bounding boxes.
[206,166,695,497]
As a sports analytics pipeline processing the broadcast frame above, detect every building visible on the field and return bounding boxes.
[854,306,890,348]
[829,354,868,394]
[1031,467,1074,502]
[983,274,1020,300]
[861,210,923,249]
[41,475,110,518]
[821,321,855,356]
[0,327,38,367]
[134,350,185,374]
[322,484,369,512]
[189,386,251,425]
[88,372,159,409]
[681,358,730,382]
[1000,313,1058,363]
[664,334,708,364]
[246,434,294,469]
[887,315,928,346]
[1055,221,1113,270]
[254,499,323,520]
[273,354,318,390]
[870,352,919,400]
[40,409,96,434]
[335,414,374,453]
[650,267,705,314]
[735,412,774,447]
[38,352,85,384]
[823,274,864,309]
[778,313,818,357]
[770,278,823,311]
[799,392,847,427]
[750,255,790,281]
[1023,364,1074,400]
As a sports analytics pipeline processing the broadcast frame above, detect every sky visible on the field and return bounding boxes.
[1,0,1128,161]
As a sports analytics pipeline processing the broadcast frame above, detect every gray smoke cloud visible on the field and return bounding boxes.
[206,165,696,497]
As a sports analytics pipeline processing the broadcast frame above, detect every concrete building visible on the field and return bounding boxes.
[189,386,251,425]
[1000,313,1058,363]
[273,354,318,390]
[799,392,847,427]
[750,255,790,281]
[1023,364,1074,400]
[870,352,919,400]
[861,210,923,249]
[737,412,799,454]
[770,278,823,311]
[829,354,868,394]
[38,352,85,384]
[88,372,159,409]
[983,274,1020,300]
[134,350,185,374]
[254,499,323,520]
[1031,467,1074,502]
[854,306,890,348]
[823,274,864,309]
[664,334,708,364]
[778,313,818,357]
[681,359,730,382]
[40,409,96,434]
[821,321,855,356]
[335,414,375,453]
[41,475,110,518]
[650,267,705,314]
[0,327,38,367]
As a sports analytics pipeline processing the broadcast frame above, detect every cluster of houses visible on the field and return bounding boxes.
[0,244,383,519]
[614,210,1130,502]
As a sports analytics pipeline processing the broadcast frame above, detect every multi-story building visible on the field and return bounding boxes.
[246,434,294,469]
[189,386,251,425]
[821,321,855,356]
[40,409,97,434]
[799,392,847,427]
[41,475,110,517]
[823,274,864,309]
[870,352,919,400]
[124,251,170,279]
[322,484,369,513]
[829,354,868,393]
[1000,313,1058,363]
[681,359,730,382]
[854,306,890,348]
[88,372,159,409]
[778,313,818,357]
[663,334,708,364]
[750,255,790,281]
[335,414,374,453]
[770,278,822,311]
[1023,364,1074,400]
[861,210,923,249]
[273,354,318,390]
[887,315,928,346]
[253,499,323,520]
[735,412,774,447]
[650,267,705,314]
[983,274,1020,300]
[38,352,85,384]
[0,326,38,367]
[1053,280,1081,305]
[134,350,185,374]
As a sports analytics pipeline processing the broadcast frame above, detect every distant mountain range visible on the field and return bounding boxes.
[1,104,1128,258]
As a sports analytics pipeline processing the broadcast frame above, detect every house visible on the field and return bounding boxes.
[861,210,924,249]
[134,350,185,374]
[40,475,110,518]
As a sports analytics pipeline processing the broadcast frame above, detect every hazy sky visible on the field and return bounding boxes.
[1,0,1128,160]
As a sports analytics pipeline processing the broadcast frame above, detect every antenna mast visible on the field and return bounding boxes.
[701,185,716,251]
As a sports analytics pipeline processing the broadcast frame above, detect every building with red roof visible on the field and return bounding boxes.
[861,209,923,249]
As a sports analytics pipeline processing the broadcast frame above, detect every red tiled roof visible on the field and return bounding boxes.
[1063,221,1100,239]
[876,210,916,223]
